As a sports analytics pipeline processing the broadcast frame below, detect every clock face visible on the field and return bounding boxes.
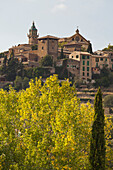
[75,36,80,42]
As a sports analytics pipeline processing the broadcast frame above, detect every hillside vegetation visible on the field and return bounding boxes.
[0,75,113,169]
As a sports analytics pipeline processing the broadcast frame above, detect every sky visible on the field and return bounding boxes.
[0,0,113,52]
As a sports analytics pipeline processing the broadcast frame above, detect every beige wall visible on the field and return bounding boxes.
[92,55,109,69]
[69,51,92,81]
[80,54,92,81]
[67,59,80,78]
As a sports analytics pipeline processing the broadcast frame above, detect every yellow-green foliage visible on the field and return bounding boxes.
[58,41,68,48]
[0,75,113,169]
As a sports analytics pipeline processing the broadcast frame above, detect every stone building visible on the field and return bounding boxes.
[69,51,92,81]
[92,51,113,75]
[7,44,39,67]
[2,21,113,83]
[59,28,91,53]
[27,22,59,62]
[2,22,59,67]
[37,35,58,62]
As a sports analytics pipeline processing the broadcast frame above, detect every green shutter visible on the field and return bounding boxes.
[83,60,85,65]
[96,63,98,67]
[82,55,85,59]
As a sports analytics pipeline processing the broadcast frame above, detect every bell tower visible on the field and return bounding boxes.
[28,21,39,45]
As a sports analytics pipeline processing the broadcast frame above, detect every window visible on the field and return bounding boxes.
[67,64,69,67]
[42,47,44,50]
[52,47,54,49]
[96,58,99,62]
[82,55,85,59]
[111,59,113,62]
[83,60,85,65]
[87,67,89,71]
[87,56,90,59]
[87,73,89,76]
[96,63,98,67]
[76,55,79,58]
[105,58,107,61]
[35,57,38,62]
[100,58,103,61]
[72,38,74,41]
[83,67,85,71]
[72,56,73,58]
[83,72,85,76]
[112,64,113,69]
[87,61,89,66]
[22,58,28,62]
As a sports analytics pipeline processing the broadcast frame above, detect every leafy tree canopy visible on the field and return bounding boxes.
[0,75,113,169]
[102,44,113,51]
[93,66,113,87]
[39,55,53,67]
[104,95,113,114]
[31,44,38,50]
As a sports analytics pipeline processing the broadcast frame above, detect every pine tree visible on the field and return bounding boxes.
[89,87,105,170]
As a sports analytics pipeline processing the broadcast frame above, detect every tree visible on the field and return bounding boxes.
[0,76,112,169]
[14,76,22,91]
[22,77,29,89]
[1,55,7,75]
[90,87,105,170]
[31,44,38,50]
[93,66,113,88]
[102,44,113,51]
[104,95,113,114]
[39,55,53,67]
[87,43,93,54]
[60,47,64,59]
[6,56,23,81]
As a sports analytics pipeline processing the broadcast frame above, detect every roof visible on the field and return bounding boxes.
[92,55,109,58]
[38,35,59,40]
[70,51,91,55]
[59,29,90,44]
[64,42,82,46]
[30,21,37,31]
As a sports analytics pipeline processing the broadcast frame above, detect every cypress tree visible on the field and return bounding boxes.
[89,87,105,170]
[87,43,93,54]
[60,47,64,59]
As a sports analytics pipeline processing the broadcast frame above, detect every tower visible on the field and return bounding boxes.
[27,21,39,45]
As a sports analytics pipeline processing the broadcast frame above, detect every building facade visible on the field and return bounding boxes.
[59,29,91,53]
[69,51,92,81]
[1,21,113,83]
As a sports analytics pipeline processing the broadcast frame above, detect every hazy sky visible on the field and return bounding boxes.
[0,0,113,52]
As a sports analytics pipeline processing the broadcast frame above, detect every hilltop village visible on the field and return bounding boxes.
[0,22,113,89]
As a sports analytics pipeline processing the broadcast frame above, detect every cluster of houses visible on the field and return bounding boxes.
[0,21,113,82]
